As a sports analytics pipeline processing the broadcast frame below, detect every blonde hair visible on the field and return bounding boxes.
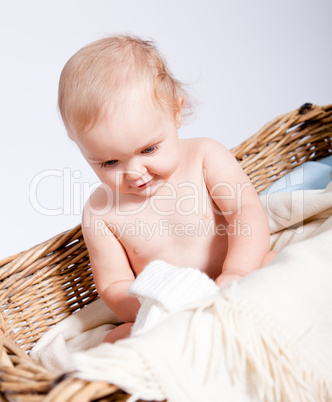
[58,34,193,138]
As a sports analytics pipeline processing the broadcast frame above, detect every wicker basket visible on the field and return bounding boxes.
[0,103,331,401]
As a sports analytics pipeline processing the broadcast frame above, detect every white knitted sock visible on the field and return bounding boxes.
[129,260,219,335]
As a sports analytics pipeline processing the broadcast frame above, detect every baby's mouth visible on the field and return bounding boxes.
[138,178,153,189]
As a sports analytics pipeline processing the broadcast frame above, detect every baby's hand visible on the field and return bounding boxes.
[104,322,133,343]
[215,268,248,287]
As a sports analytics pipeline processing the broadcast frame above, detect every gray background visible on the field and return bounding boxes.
[1,0,331,258]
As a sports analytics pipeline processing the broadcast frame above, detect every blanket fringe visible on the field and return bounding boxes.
[186,293,332,402]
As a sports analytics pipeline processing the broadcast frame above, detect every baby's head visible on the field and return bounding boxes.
[58,34,192,140]
[58,35,194,197]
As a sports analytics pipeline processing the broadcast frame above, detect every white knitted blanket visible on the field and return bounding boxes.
[30,184,332,402]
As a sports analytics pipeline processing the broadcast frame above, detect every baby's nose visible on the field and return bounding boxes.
[124,158,147,180]
[125,166,147,181]
[125,170,142,180]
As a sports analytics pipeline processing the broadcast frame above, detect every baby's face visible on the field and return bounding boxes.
[76,95,182,197]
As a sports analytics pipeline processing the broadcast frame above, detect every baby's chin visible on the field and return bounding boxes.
[130,180,169,198]
[129,185,161,198]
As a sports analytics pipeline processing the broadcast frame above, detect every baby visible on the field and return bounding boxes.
[58,35,273,343]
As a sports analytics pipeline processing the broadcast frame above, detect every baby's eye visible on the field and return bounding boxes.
[100,160,117,168]
[142,145,158,154]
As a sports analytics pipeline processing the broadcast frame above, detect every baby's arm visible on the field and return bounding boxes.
[203,139,270,286]
[82,192,140,326]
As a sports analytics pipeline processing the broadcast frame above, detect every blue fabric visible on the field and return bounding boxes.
[260,155,332,195]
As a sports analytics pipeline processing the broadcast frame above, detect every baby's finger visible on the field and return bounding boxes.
[215,272,242,287]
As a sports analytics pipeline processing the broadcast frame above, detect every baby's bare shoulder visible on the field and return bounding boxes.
[82,184,115,226]
[180,137,228,157]
[85,185,114,211]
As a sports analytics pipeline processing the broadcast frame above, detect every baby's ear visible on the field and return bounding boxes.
[175,96,184,129]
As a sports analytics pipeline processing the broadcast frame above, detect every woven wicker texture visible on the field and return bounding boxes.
[0,103,331,401]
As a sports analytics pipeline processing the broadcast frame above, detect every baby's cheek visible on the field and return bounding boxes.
[160,149,180,175]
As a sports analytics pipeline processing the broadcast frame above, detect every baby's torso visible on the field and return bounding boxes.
[103,139,229,279]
